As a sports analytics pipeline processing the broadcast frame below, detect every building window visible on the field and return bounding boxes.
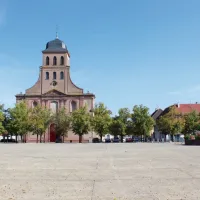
[50,101,58,113]
[53,72,56,80]
[60,71,64,80]
[46,72,49,80]
[46,56,49,65]
[70,101,77,112]
[33,101,38,108]
[53,56,57,65]
[60,56,64,65]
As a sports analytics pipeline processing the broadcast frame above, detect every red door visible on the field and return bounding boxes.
[50,124,56,142]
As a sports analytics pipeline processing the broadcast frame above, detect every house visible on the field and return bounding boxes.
[151,103,200,142]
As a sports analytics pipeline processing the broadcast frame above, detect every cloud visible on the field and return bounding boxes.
[168,84,200,96]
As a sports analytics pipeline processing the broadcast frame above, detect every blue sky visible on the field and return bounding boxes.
[1,0,200,115]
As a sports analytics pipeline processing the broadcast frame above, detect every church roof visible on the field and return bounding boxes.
[42,38,68,53]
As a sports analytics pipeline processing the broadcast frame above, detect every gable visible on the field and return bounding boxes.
[42,89,66,96]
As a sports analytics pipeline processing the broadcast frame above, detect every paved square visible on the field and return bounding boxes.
[0,143,200,200]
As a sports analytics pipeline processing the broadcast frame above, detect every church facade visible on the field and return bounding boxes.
[16,37,95,143]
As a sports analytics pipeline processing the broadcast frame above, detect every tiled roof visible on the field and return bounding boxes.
[151,109,163,120]
[175,104,200,114]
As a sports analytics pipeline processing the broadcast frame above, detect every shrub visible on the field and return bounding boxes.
[196,133,200,140]
[184,134,190,140]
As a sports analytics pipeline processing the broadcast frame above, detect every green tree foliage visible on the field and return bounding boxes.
[7,101,31,142]
[183,111,200,135]
[91,103,112,141]
[29,105,51,143]
[0,104,5,135]
[131,105,155,141]
[109,117,126,142]
[52,108,71,143]
[118,108,131,142]
[71,106,91,143]
[157,106,184,141]
[110,108,131,142]
[118,108,131,124]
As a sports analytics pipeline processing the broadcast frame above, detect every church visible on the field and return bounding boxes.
[15,36,95,143]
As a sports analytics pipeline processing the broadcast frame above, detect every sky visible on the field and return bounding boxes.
[1,0,200,115]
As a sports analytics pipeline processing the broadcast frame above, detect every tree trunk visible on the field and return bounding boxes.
[171,134,174,142]
[24,134,26,143]
[63,135,65,143]
[20,135,23,143]
[100,134,103,142]
[36,134,38,143]
[79,135,82,143]
[15,134,18,143]
[120,134,123,143]
[40,135,42,143]
[44,132,45,143]
[6,136,8,143]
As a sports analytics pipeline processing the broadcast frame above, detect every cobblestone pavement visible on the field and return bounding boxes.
[0,143,200,200]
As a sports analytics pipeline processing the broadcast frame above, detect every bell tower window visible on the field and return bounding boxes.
[46,72,49,80]
[60,71,64,80]
[53,72,56,80]
[46,56,49,65]
[60,56,64,65]
[53,56,57,65]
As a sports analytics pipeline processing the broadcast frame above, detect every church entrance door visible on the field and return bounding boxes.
[50,124,56,142]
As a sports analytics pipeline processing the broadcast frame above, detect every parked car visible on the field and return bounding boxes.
[133,137,139,142]
[105,138,111,143]
[92,138,100,143]
[113,137,120,143]
[126,137,133,142]
[1,138,16,143]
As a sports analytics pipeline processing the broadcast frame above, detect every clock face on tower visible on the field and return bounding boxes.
[51,80,57,86]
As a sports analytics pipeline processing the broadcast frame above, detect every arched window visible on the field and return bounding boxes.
[50,101,58,113]
[60,71,64,80]
[60,56,64,65]
[70,101,77,112]
[46,56,49,65]
[46,72,49,80]
[53,56,57,65]
[53,72,56,80]
[33,101,38,108]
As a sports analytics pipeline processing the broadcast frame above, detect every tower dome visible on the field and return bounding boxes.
[42,38,68,53]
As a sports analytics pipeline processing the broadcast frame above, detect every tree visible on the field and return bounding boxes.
[0,105,5,136]
[157,106,184,142]
[109,117,126,141]
[118,108,131,142]
[29,105,51,143]
[183,111,200,135]
[131,105,155,141]
[52,108,71,143]
[71,106,91,143]
[7,101,31,143]
[91,103,112,142]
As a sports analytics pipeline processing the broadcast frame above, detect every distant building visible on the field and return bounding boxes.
[151,108,163,141]
[16,36,95,142]
[151,103,200,142]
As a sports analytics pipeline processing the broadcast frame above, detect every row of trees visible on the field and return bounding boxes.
[157,106,200,141]
[0,101,155,143]
[1,102,200,143]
